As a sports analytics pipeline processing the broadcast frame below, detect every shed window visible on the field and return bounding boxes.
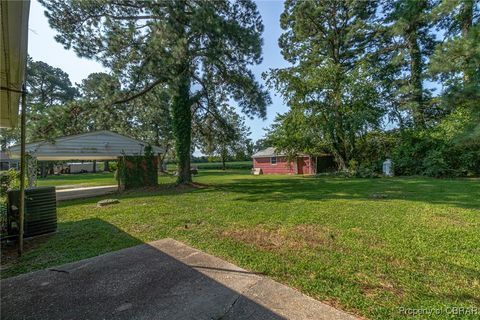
[270,157,277,165]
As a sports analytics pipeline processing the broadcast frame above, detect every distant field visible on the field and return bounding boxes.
[167,161,252,171]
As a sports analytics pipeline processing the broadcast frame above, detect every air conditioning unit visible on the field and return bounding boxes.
[7,186,57,238]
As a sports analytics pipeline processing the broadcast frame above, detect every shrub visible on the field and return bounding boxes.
[108,161,118,172]
[355,131,397,173]
[0,169,19,197]
[391,128,480,177]
[116,146,158,190]
[392,130,432,176]
[355,166,379,178]
[422,149,450,177]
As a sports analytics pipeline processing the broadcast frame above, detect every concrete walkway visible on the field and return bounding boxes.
[56,185,118,201]
[1,239,358,320]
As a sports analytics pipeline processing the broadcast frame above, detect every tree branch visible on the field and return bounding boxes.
[113,78,165,104]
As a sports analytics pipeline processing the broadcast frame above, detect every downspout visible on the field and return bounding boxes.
[18,82,27,256]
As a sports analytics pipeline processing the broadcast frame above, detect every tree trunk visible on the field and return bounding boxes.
[461,0,474,83]
[158,157,164,173]
[332,70,348,169]
[40,162,47,178]
[222,156,226,171]
[172,73,192,184]
[406,29,425,128]
[158,144,169,172]
[461,0,473,37]
[92,160,96,173]
[332,145,347,171]
[104,161,109,172]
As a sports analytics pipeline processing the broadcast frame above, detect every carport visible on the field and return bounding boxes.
[8,130,163,161]
[8,130,164,199]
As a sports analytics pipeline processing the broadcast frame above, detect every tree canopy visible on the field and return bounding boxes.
[266,0,383,169]
[264,0,479,177]
[39,0,271,183]
[2,0,478,179]
[196,105,252,170]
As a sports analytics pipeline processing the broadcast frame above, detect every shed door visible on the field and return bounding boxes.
[297,157,305,174]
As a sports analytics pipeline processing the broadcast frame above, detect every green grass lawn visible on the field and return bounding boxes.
[3,170,479,319]
[36,161,252,187]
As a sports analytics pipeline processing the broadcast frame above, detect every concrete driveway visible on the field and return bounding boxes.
[56,185,118,201]
[1,239,358,320]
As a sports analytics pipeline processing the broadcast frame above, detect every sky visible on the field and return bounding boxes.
[27,0,290,142]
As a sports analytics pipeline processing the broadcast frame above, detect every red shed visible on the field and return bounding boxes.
[252,147,315,175]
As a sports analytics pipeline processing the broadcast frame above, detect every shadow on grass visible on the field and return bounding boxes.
[240,177,479,208]
[209,175,480,210]
[56,181,207,208]
[1,219,286,320]
[1,218,142,279]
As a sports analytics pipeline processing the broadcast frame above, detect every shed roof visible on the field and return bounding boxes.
[252,147,285,158]
[252,147,312,159]
[8,130,164,160]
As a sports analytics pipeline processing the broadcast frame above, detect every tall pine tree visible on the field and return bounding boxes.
[384,0,436,128]
[266,0,383,169]
[430,0,479,109]
[40,0,270,183]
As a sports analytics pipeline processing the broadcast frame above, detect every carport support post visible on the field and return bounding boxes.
[18,82,27,256]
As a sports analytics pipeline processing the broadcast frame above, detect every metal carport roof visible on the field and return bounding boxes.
[8,130,164,160]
